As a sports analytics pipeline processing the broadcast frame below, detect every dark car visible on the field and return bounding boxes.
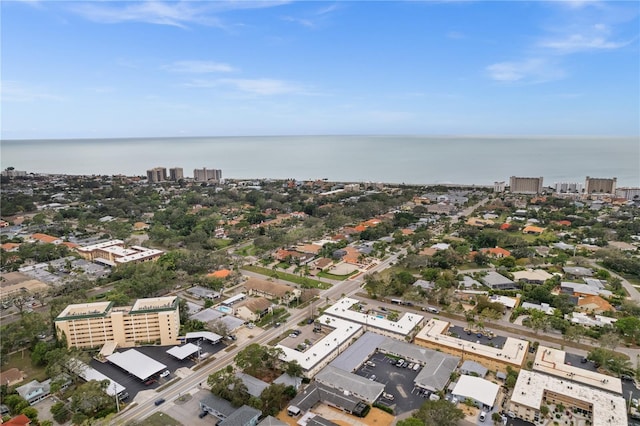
[199,411,208,418]
[154,398,165,406]
[581,357,588,363]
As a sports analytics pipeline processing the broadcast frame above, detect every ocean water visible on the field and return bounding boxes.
[1,135,638,186]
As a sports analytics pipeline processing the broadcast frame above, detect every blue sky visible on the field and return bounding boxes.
[2,0,639,139]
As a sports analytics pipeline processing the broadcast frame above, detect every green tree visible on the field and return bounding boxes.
[284,360,303,378]
[414,399,464,426]
[20,406,38,421]
[207,368,250,407]
[3,394,29,415]
[51,401,72,424]
[259,383,295,416]
[615,316,640,344]
[234,344,284,377]
[69,379,116,419]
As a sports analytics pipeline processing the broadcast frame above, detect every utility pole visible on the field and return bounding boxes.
[114,382,119,413]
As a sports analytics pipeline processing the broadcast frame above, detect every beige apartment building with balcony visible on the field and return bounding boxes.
[54,296,180,349]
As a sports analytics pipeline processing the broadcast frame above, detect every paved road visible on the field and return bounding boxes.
[585,259,640,302]
[114,248,406,424]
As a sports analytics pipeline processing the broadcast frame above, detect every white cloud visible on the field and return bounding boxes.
[219,78,302,95]
[446,31,465,39]
[1,81,64,102]
[486,58,565,83]
[68,1,223,28]
[540,33,631,53]
[557,0,600,9]
[163,61,236,74]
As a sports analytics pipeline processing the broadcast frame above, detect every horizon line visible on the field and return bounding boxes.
[3,133,639,142]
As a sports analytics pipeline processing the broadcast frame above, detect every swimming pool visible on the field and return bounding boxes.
[217,305,233,314]
[376,315,384,319]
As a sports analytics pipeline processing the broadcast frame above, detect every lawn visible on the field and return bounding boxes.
[137,412,182,426]
[2,350,48,383]
[236,244,258,256]
[241,265,332,289]
[317,270,358,281]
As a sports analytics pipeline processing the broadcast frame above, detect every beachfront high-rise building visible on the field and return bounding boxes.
[554,182,583,194]
[494,181,506,193]
[615,187,640,201]
[584,176,617,195]
[169,167,184,181]
[54,296,180,349]
[146,167,166,183]
[509,176,544,194]
[194,167,222,183]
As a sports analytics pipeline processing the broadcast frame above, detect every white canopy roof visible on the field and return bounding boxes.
[107,349,166,381]
[166,343,200,360]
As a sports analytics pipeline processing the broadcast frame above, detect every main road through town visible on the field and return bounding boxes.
[113,247,406,425]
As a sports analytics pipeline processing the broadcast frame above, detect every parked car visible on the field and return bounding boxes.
[369,374,376,381]
[396,359,405,367]
[365,361,376,367]
[289,333,298,338]
[479,411,487,422]
[408,363,415,370]
[198,411,208,418]
[160,370,170,378]
[402,361,409,368]
[382,392,394,401]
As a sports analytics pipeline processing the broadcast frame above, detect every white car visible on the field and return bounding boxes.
[159,370,170,378]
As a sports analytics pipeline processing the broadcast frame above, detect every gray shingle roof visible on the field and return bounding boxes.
[219,405,261,426]
[315,365,384,403]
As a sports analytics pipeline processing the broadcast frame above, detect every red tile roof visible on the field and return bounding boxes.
[3,414,31,426]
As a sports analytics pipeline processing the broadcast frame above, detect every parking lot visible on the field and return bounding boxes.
[449,325,507,348]
[90,341,225,402]
[354,352,430,415]
[278,323,328,351]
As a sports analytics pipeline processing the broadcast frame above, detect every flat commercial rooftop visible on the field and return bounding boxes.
[324,297,423,336]
[511,370,627,426]
[107,349,167,381]
[533,346,622,394]
[415,319,528,368]
[130,296,176,312]
[276,314,362,372]
[452,375,500,408]
[166,343,200,360]
[56,301,113,320]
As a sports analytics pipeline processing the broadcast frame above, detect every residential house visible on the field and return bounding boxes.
[234,297,272,322]
[243,278,300,304]
[29,233,63,245]
[480,247,511,258]
[576,295,614,314]
[521,302,556,315]
[481,271,516,290]
[522,225,544,235]
[3,414,31,426]
[208,269,231,279]
[562,266,593,278]
[0,368,25,387]
[512,269,553,285]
